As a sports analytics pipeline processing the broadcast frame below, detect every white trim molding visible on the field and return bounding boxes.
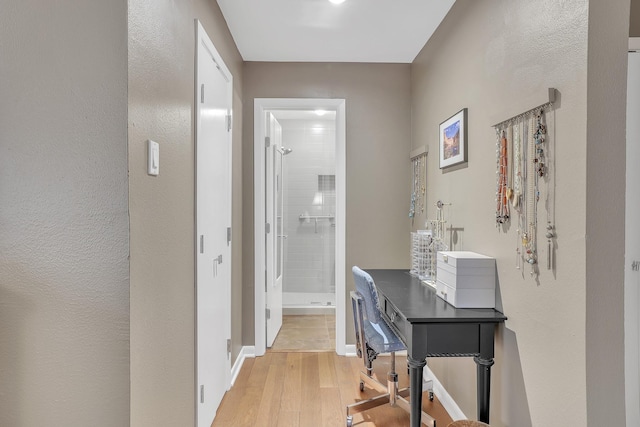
[254,98,347,357]
[230,346,256,387]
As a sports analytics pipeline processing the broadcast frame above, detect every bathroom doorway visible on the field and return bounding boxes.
[254,98,346,356]
[270,109,336,352]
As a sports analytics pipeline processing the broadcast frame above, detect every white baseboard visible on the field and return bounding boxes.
[230,346,255,387]
[345,344,357,357]
[283,306,336,315]
[424,364,466,421]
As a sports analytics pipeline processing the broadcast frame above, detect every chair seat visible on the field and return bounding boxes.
[363,318,406,354]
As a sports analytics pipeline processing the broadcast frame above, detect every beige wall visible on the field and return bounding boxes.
[0,0,129,425]
[242,62,412,343]
[128,0,243,425]
[411,0,627,425]
[585,1,629,425]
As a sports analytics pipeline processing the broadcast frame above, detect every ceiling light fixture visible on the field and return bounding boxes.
[314,109,327,116]
[329,0,346,4]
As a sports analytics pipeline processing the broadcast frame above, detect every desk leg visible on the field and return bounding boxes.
[407,356,426,427]
[474,356,495,423]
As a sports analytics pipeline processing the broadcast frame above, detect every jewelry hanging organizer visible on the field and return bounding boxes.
[492,88,557,278]
[409,146,427,219]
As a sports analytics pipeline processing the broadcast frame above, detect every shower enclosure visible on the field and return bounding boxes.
[272,111,336,313]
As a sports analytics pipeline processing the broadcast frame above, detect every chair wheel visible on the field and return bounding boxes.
[429,391,434,401]
[346,415,353,427]
[359,381,365,392]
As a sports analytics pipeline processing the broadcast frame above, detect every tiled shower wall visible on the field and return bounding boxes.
[279,118,336,301]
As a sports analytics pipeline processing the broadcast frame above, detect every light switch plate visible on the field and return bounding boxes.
[147,140,159,176]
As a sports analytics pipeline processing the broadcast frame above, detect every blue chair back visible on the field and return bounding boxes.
[352,266,383,324]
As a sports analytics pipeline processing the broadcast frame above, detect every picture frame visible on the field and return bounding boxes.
[439,108,467,169]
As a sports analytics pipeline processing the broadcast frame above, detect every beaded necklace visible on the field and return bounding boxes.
[521,111,547,276]
[495,129,510,225]
[409,154,426,219]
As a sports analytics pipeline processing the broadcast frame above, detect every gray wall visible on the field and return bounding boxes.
[242,63,412,343]
[128,0,244,425]
[631,0,640,36]
[0,0,129,425]
[411,0,627,425]
[585,1,629,425]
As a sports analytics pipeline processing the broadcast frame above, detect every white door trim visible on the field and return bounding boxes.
[254,98,346,356]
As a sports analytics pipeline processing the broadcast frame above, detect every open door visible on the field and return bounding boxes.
[266,113,284,347]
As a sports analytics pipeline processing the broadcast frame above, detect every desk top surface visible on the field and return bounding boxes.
[367,269,507,324]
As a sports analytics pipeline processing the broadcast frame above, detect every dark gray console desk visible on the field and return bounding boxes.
[367,269,507,427]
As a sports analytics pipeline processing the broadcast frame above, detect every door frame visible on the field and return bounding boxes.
[254,98,346,356]
[194,19,232,424]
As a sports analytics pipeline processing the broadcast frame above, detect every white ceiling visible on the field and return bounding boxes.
[216,0,456,63]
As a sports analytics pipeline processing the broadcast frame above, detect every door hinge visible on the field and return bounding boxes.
[265,136,271,148]
[200,84,205,103]
[227,227,231,245]
[226,114,232,132]
[199,235,204,253]
[266,308,271,320]
[265,223,271,234]
[227,338,231,355]
[200,385,204,403]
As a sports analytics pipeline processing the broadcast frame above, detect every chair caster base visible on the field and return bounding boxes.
[359,381,365,392]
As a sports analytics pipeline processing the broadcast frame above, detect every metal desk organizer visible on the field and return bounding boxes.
[366,269,507,427]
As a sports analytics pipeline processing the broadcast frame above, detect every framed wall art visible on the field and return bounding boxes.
[439,108,467,169]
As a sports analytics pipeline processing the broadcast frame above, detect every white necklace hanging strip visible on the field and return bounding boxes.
[492,88,556,278]
[409,152,427,219]
[409,158,416,218]
[420,155,426,213]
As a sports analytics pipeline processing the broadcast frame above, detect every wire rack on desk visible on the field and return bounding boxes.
[410,231,432,281]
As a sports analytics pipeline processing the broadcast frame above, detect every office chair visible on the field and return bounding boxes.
[346,266,435,427]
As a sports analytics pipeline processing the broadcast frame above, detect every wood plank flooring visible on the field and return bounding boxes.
[212,351,454,427]
[271,315,335,352]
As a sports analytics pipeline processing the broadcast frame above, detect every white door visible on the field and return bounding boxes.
[626,50,640,427]
[266,113,283,347]
[195,21,232,427]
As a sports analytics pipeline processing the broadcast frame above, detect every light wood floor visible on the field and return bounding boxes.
[271,315,335,352]
[212,350,454,427]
